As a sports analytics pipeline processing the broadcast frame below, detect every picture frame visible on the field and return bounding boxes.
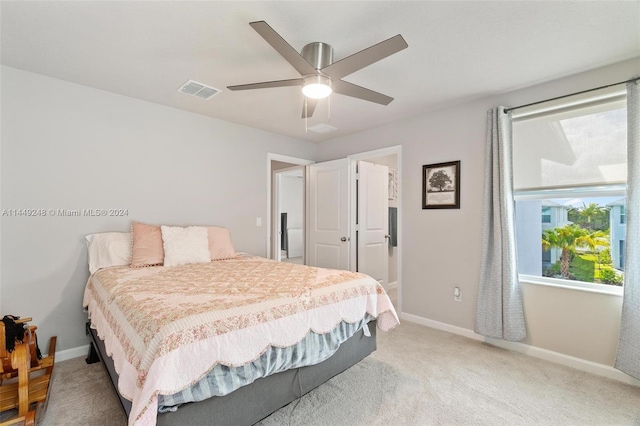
[422,161,460,209]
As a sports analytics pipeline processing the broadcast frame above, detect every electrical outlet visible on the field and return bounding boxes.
[454,287,462,302]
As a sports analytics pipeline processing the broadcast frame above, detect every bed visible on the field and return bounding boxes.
[83,236,399,426]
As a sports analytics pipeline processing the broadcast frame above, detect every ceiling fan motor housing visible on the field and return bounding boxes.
[301,42,333,70]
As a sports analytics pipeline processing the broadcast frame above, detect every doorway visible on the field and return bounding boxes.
[267,147,401,312]
[276,167,305,264]
[267,154,313,261]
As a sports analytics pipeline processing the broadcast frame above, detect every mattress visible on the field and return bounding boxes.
[83,254,398,425]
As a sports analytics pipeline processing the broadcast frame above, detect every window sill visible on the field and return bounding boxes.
[519,275,623,297]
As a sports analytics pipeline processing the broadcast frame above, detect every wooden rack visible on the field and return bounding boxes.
[0,317,56,426]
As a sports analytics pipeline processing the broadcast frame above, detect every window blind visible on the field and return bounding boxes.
[512,94,627,191]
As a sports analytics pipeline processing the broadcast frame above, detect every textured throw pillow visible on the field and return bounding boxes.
[130,222,164,268]
[85,232,131,274]
[161,225,211,267]
[207,226,237,260]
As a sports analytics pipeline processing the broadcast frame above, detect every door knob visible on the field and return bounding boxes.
[340,237,347,242]
[384,234,390,239]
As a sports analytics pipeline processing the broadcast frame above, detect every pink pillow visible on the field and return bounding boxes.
[207,227,237,260]
[130,222,164,267]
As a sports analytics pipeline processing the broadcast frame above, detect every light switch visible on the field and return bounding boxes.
[256,217,262,227]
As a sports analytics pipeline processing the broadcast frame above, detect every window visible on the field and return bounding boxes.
[542,247,551,263]
[620,205,626,224]
[513,88,627,288]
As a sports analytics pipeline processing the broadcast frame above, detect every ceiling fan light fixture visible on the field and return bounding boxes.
[302,75,332,99]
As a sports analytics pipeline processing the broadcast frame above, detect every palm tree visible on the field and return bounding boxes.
[568,202,609,231]
[542,224,609,279]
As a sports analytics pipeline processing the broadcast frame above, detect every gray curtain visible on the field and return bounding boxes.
[474,106,526,342]
[615,80,640,380]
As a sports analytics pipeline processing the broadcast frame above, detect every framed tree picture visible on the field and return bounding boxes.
[422,161,460,209]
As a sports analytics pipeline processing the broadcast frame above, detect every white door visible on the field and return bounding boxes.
[357,161,389,286]
[308,159,350,270]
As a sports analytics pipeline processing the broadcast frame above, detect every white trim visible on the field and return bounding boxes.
[273,172,282,262]
[266,153,314,259]
[400,312,640,388]
[387,281,398,290]
[514,183,626,200]
[400,312,478,339]
[347,146,402,162]
[47,344,90,363]
[520,275,623,296]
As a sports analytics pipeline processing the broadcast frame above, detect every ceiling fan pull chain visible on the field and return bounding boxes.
[305,98,308,133]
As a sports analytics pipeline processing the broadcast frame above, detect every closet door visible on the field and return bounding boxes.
[357,161,389,286]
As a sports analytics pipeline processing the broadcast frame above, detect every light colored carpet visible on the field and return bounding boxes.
[282,256,304,265]
[10,322,640,425]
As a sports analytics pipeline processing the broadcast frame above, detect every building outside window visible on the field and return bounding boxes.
[512,87,627,288]
[608,199,626,270]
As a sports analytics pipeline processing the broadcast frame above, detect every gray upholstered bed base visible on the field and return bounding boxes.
[88,321,377,425]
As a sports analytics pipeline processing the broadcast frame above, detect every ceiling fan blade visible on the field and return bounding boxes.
[321,35,408,79]
[302,98,319,119]
[227,78,303,91]
[333,80,394,105]
[249,21,317,76]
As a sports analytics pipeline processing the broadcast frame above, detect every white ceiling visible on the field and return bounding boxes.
[2,1,639,142]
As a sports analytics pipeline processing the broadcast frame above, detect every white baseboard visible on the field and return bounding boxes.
[45,344,90,363]
[400,312,640,388]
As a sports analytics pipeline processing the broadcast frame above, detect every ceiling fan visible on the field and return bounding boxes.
[227,21,408,118]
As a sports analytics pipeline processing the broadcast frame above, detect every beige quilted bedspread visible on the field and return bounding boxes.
[83,255,398,425]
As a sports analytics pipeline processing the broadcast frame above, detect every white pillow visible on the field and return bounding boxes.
[85,232,131,275]
[161,226,211,267]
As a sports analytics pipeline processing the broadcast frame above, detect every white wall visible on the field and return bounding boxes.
[279,175,304,230]
[520,282,623,365]
[316,58,640,366]
[0,66,316,352]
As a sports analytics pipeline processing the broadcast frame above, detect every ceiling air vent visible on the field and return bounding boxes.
[177,80,221,100]
[307,123,337,134]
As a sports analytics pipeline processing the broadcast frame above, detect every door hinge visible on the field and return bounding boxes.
[355,173,360,180]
